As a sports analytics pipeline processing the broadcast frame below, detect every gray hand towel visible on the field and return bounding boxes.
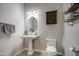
[3,24,15,33]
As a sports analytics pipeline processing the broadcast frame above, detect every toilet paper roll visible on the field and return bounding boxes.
[69,47,75,51]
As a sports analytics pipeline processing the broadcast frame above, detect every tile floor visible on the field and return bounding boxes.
[16,50,63,56]
[16,50,41,56]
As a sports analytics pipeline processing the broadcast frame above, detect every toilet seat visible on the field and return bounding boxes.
[46,46,57,56]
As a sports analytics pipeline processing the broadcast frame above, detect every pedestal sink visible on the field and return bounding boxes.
[21,35,39,55]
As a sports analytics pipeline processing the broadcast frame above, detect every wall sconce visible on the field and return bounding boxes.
[27,10,38,16]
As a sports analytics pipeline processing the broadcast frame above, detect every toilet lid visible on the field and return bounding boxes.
[46,46,57,52]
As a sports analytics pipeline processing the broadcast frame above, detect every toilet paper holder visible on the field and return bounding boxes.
[70,47,79,53]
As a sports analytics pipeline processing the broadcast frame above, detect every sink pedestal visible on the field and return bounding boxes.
[21,35,39,55]
[27,39,33,55]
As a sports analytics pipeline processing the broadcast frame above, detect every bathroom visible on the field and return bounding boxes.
[0,3,79,56]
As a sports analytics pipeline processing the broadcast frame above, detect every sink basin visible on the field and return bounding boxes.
[21,35,39,40]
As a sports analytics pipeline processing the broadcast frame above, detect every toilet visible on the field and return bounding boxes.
[46,39,57,56]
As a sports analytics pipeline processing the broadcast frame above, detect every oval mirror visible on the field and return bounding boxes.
[27,17,37,34]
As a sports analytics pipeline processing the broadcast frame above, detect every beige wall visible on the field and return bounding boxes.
[24,3,64,51]
[0,3,25,55]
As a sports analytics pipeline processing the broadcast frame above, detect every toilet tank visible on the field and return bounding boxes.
[46,39,56,47]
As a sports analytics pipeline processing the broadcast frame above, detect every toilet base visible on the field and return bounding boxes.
[47,52,57,56]
[41,50,57,56]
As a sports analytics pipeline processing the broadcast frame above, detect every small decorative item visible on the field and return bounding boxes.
[35,32,37,35]
[25,30,27,35]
